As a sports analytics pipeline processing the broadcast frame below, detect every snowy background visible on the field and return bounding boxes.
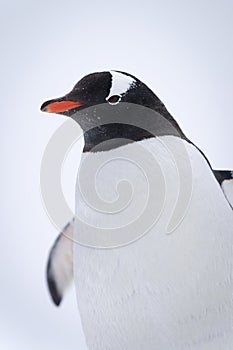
[1,0,233,349]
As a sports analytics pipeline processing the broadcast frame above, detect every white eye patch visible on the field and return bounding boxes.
[106,71,136,100]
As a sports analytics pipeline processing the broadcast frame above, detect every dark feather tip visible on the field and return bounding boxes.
[46,252,62,306]
[47,274,62,306]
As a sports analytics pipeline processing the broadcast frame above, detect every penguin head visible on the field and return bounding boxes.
[41,70,162,117]
[41,70,185,151]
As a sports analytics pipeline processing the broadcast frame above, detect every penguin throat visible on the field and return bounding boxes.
[83,124,155,153]
[71,102,186,153]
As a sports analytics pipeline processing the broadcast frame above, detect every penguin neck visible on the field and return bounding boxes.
[82,123,155,153]
[76,103,188,153]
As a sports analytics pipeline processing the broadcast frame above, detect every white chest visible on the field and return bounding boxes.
[74,137,233,350]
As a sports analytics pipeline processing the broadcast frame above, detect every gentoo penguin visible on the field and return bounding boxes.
[41,71,233,349]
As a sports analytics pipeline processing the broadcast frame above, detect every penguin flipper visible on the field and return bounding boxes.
[46,219,74,306]
[213,170,233,208]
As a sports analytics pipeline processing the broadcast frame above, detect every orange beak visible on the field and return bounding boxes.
[41,99,84,114]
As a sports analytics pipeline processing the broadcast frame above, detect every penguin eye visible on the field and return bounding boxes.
[107,95,121,105]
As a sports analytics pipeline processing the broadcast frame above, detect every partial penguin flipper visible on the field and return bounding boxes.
[45,169,232,307]
[47,220,74,306]
[213,170,233,208]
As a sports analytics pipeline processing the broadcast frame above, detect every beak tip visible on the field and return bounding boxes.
[40,101,50,113]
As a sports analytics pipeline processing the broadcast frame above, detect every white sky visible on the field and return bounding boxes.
[1,0,233,349]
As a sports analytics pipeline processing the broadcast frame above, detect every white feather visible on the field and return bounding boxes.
[106,71,136,100]
[74,136,233,350]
